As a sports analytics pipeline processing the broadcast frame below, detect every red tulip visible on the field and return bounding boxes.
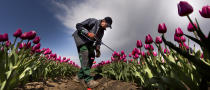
[175,27,183,36]
[158,23,167,33]
[145,34,153,44]
[187,22,197,32]
[33,36,40,44]
[13,28,22,37]
[199,5,210,18]
[155,36,162,44]
[136,40,142,48]
[178,1,193,16]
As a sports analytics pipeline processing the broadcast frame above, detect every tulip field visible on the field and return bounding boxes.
[1,1,210,90]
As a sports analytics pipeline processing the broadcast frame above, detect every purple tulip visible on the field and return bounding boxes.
[174,34,181,42]
[136,40,142,48]
[13,28,22,37]
[20,32,28,40]
[27,30,36,40]
[178,1,193,16]
[158,23,167,33]
[26,42,31,49]
[199,5,210,18]
[145,34,153,44]
[33,36,40,44]
[5,40,11,47]
[175,27,183,37]
[187,22,197,32]
[155,36,162,44]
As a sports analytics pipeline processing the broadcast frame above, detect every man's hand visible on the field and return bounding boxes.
[87,32,95,39]
[96,50,101,58]
[95,45,101,58]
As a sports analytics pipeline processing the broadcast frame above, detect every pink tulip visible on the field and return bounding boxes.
[145,34,153,44]
[199,5,210,18]
[153,51,157,56]
[150,45,154,50]
[27,30,36,40]
[5,40,11,47]
[144,44,150,50]
[155,36,162,44]
[134,53,139,59]
[187,22,197,32]
[141,51,146,58]
[35,49,41,53]
[63,57,66,60]
[174,34,181,42]
[178,1,193,16]
[26,42,31,49]
[0,34,3,42]
[33,36,40,44]
[147,51,151,56]
[19,42,25,49]
[2,33,8,41]
[121,50,125,55]
[13,28,22,37]
[180,36,186,42]
[158,23,167,33]
[164,48,170,54]
[175,27,183,37]
[93,61,96,64]
[136,40,142,48]
[34,43,41,49]
[129,53,132,57]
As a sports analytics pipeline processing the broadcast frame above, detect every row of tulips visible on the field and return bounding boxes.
[92,1,210,89]
[0,29,79,90]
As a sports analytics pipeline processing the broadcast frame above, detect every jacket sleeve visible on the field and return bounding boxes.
[95,32,104,47]
[76,18,97,35]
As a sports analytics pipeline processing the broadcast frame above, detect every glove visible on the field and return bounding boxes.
[87,32,95,39]
[96,50,101,58]
[95,45,100,58]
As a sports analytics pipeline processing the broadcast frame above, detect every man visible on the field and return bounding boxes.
[72,17,112,88]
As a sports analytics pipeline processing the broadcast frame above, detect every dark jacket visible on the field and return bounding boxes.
[72,18,105,48]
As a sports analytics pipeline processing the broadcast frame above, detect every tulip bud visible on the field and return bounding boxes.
[164,48,170,54]
[2,33,8,41]
[0,34,3,42]
[144,44,150,50]
[178,1,193,16]
[180,36,186,42]
[153,51,157,56]
[187,22,197,32]
[34,43,41,49]
[136,40,142,48]
[145,34,153,44]
[129,53,132,57]
[158,23,167,33]
[20,32,28,40]
[13,28,22,37]
[33,36,40,44]
[175,27,183,37]
[5,40,11,47]
[199,5,210,18]
[27,30,36,40]
[155,36,162,44]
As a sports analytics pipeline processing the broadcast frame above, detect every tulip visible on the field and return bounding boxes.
[164,48,170,54]
[93,61,96,64]
[175,27,183,36]
[155,36,162,44]
[174,34,181,42]
[2,33,8,41]
[27,30,36,40]
[150,45,154,50]
[35,49,41,53]
[19,42,26,49]
[199,5,210,18]
[147,51,151,56]
[134,53,139,59]
[158,23,167,33]
[63,57,66,60]
[201,53,204,58]
[33,36,40,44]
[34,43,41,49]
[187,22,197,32]
[129,53,132,57]
[13,28,22,37]
[136,40,142,48]
[145,34,153,44]
[144,44,150,50]
[153,51,157,56]
[20,32,28,40]
[5,40,11,47]
[121,50,125,55]
[26,42,31,49]
[180,36,186,42]
[141,51,146,58]
[0,34,3,42]
[178,1,193,16]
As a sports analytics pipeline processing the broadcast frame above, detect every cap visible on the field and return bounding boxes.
[104,17,112,29]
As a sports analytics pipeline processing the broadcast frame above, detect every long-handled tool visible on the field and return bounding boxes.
[80,32,115,52]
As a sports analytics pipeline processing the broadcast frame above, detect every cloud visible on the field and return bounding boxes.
[51,0,210,63]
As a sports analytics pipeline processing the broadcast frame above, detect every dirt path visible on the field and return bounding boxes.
[15,76,141,90]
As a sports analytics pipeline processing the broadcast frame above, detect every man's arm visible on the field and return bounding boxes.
[76,18,97,35]
[95,32,104,50]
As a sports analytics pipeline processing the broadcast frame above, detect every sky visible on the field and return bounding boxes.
[0,0,210,66]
